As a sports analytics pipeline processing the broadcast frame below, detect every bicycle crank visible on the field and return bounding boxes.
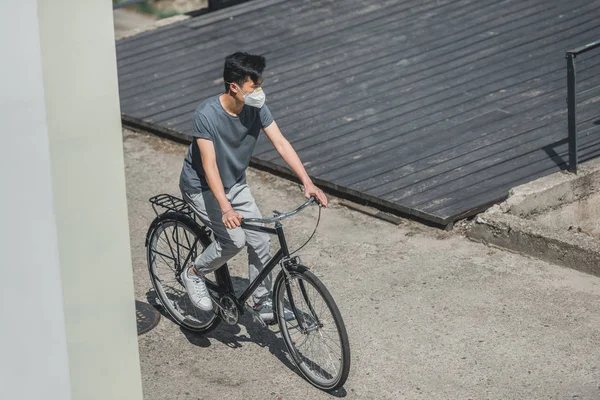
[217,295,239,325]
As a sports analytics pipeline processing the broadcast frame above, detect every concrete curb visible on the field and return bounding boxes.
[467,158,600,277]
[469,211,600,276]
[500,162,600,218]
[115,14,190,41]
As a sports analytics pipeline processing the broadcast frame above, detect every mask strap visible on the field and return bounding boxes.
[225,81,246,95]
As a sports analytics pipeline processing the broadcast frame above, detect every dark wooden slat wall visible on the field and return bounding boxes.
[116,0,600,226]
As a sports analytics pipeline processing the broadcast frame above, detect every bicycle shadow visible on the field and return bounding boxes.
[146,277,348,397]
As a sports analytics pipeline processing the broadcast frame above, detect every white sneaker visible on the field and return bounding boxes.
[181,267,212,311]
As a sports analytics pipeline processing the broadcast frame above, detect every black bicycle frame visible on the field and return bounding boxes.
[208,220,290,310]
[212,220,319,332]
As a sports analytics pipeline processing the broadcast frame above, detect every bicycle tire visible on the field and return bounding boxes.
[274,269,351,391]
[146,212,221,333]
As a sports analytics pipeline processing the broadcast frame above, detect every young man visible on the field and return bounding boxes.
[179,52,328,322]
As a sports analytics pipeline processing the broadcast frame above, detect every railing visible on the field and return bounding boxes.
[566,40,600,173]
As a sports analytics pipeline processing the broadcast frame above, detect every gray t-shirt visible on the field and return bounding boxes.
[179,95,274,193]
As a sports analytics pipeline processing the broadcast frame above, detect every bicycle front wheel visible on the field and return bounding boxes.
[274,269,350,391]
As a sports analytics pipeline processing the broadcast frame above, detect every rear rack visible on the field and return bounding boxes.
[149,194,195,217]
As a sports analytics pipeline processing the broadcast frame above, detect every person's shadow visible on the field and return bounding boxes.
[146,277,348,397]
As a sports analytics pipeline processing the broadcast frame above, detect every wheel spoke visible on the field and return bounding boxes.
[151,249,178,272]
[277,271,348,389]
[148,218,217,331]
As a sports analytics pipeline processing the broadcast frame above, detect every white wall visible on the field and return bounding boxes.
[0,1,143,399]
[0,1,72,399]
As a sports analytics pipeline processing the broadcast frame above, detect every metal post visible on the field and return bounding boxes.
[566,52,577,173]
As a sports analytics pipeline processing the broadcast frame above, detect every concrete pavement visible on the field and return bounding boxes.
[123,128,600,400]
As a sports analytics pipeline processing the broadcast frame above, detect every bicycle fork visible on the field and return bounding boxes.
[281,260,322,334]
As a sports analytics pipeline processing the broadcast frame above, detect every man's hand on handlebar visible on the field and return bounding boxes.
[222,209,243,229]
[304,182,328,207]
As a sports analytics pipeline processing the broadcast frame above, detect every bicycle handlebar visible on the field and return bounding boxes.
[242,197,317,225]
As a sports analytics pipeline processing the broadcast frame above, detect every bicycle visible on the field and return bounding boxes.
[145,193,350,391]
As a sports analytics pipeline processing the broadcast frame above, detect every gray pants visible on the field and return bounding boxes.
[181,183,272,301]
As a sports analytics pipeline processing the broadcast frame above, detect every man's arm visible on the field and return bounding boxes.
[197,138,243,229]
[263,121,328,206]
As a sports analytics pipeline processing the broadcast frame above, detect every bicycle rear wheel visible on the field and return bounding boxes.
[274,269,350,391]
[146,212,221,333]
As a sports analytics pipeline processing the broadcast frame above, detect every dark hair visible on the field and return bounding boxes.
[223,52,266,92]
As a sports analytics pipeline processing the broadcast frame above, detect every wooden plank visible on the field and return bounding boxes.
[578,128,600,163]
[117,0,600,226]
[280,48,599,169]
[428,132,600,219]
[246,154,450,226]
[577,84,600,103]
[338,199,405,225]
[370,80,600,203]
[131,0,554,124]
[274,53,600,189]
[258,1,594,127]
[117,0,460,105]
[143,1,548,126]
[398,122,600,217]
[312,53,600,189]
[251,6,600,157]
[132,83,596,202]
[384,124,568,207]
[119,0,540,106]
[412,161,563,217]
[118,0,466,109]
[117,0,318,73]
[324,96,599,216]
[334,112,529,191]
[359,119,558,198]
[117,0,293,62]
[117,0,422,82]
[117,0,477,82]
[147,12,571,130]
[247,20,600,163]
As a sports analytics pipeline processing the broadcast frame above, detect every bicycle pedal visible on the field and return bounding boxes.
[245,304,267,328]
[150,296,163,308]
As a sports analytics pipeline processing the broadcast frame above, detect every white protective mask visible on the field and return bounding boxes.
[236,84,266,108]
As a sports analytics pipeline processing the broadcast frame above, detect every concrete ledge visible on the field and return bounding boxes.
[467,158,600,277]
[469,211,600,276]
[115,14,190,40]
[500,158,600,217]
